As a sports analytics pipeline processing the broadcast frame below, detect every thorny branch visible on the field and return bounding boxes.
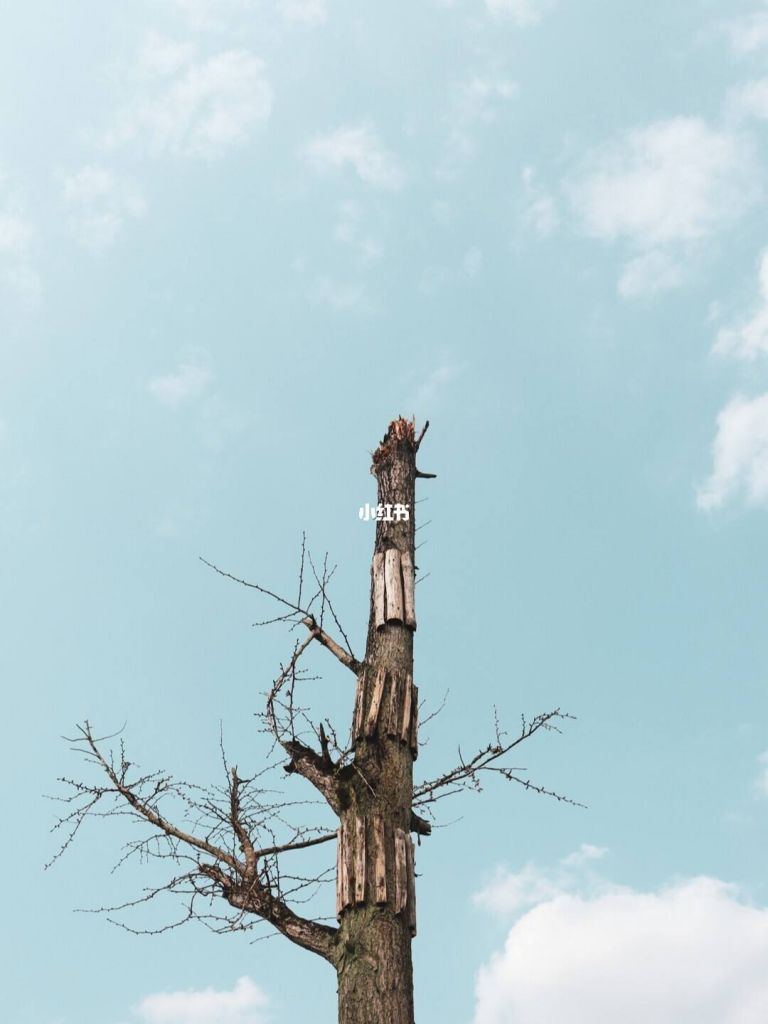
[49,532,577,962]
[413,708,583,810]
[48,721,339,959]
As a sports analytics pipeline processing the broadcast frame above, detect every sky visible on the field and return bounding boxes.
[3,0,768,1022]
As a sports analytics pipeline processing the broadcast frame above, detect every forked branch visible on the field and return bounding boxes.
[48,722,340,961]
[413,709,583,809]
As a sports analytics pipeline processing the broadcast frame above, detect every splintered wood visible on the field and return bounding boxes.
[353,669,418,758]
[336,817,417,933]
[400,550,416,629]
[364,667,386,737]
[372,547,416,631]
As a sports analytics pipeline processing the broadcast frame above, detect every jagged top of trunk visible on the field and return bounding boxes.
[371,417,425,475]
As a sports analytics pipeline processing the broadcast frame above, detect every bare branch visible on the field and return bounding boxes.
[301,616,362,675]
[413,709,583,809]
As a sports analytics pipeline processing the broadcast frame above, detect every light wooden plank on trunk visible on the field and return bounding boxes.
[394,828,408,914]
[365,667,387,737]
[352,671,366,740]
[373,552,386,630]
[401,549,416,630]
[400,673,413,743]
[372,815,387,904]
[409,684,419,760]
[335,828,342,919]
[339,821,351,909]
[406,837,417,936]
[354,817,366,904]
[342,820,354,909]
[384,548,404,623]
[386,672,402,737]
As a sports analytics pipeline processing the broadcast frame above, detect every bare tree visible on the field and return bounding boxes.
[50,417,575,1024]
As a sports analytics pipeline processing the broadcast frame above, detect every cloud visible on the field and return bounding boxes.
[618,249,684,299]
[0,187,40,307]
[334,200,383,262]
[107,40,272,159]
[412,364,460,408]
[728,78,768,121]
[714,250,768,360]
[570,118,757,297]
[163,0,255,31]
[148,362,212,408]
[139,32,197,77]
[697,393,768,510]
[727,8,768,53]
[572,118,754,247]
[306,125,404,190]
[63,166,146,250]
[278,0,327,24]
[309,275,372,312]
[485,0,551,26]
[520,166,558,238]
[135,976,268,1024]
[463,246,483,278]
[755,752,768,797]
[473,852,768,1024]
[475,844,609,915]
[439,74,517,177]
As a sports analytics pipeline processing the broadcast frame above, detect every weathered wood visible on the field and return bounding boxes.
[373,552,386,630]
[386,672,402,738]
[372,815,387,904]
[401,549,416,629]
[409,684,419,760]
[394,828,408,913]
[406,837,417,936]
[384,548,404,623]
[365,667,387,737]
[335,827,342,918]
[342,821,355,909]
[354,817,366,904]
[353,671,366,740]
[400,673,413,744]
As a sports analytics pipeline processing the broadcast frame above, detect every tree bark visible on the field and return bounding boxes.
[335,418,422,1024]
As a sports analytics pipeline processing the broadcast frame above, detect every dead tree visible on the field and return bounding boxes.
[49,417,575,1024]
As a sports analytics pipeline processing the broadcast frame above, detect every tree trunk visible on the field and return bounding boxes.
[335,418,422,1024]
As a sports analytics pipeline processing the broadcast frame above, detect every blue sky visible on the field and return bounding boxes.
[4,1,768,1022]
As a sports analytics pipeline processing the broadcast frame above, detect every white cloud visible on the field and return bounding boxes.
[279,0,327,24]
[618,249,685,299]
[334,200,383,262]
[473,853,768,1024]
[148,363,212,408]
[714,250,768,360]
[755,752,768,797]
[475,844,609,915]
[520,166,558,238]
[697,393,768,510]
[728,78,768,121]
[463,246,483,278]
[485,0,551,26]
[0,188,40,307]
[139,32,197,78]
[135,976,268,1024]
[572,118,755,247]
[571,117,757,298]
[728,9,768,53]
[108,42,272,159]
[439,74,517,177]
[310,276,371,312]
[63,166,146,250]
[306,125,404,190]
[164,0,255,31]
[412,364,460,408]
